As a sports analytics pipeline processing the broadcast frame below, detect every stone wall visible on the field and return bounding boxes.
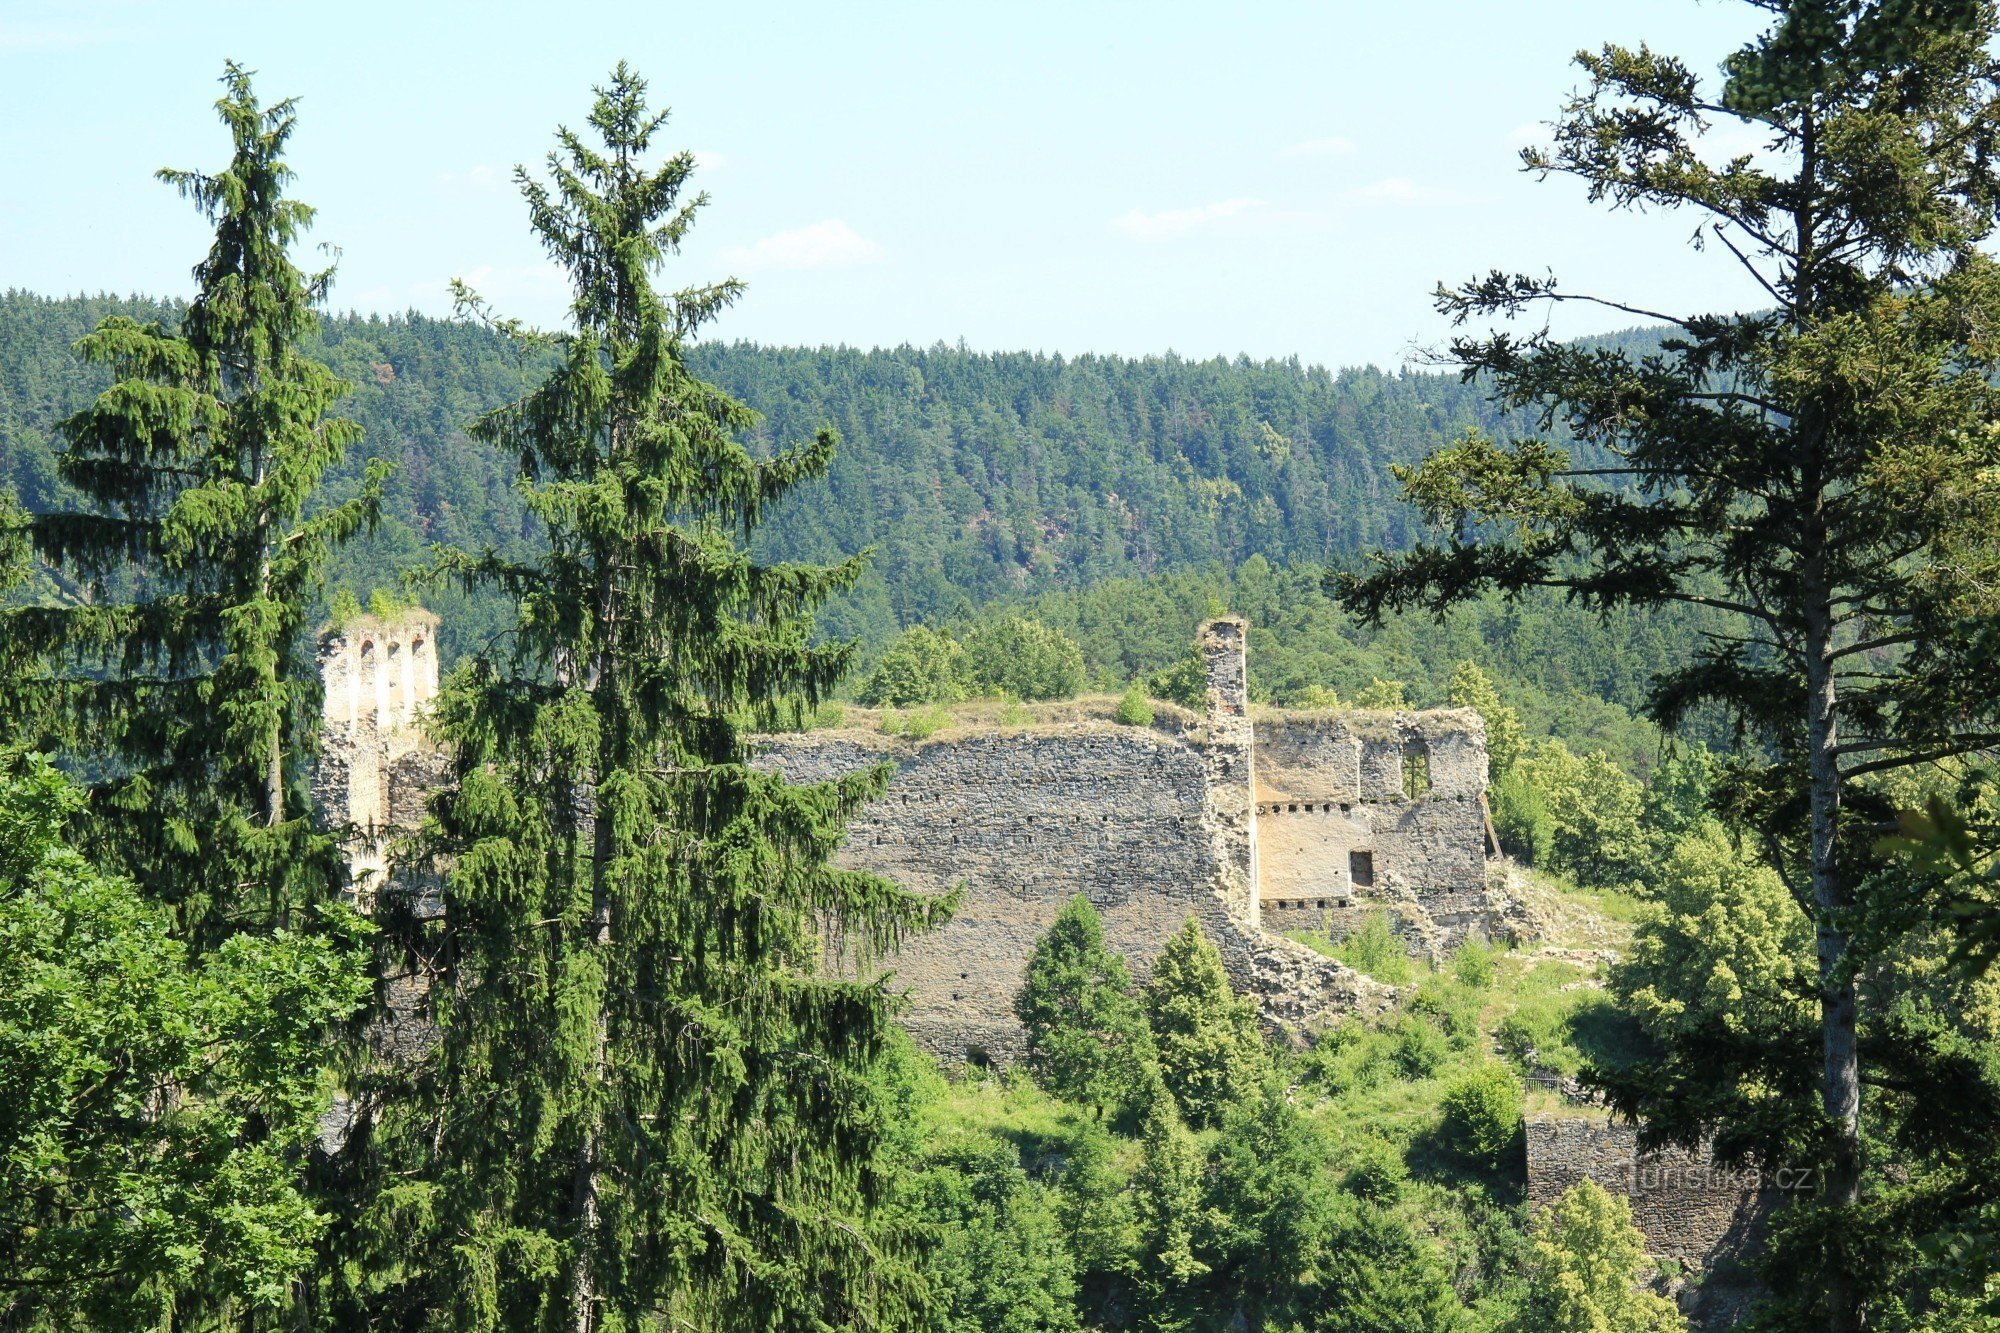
[1253,707,1508,955]
[316,611,1491,1061]
[1526,1115,1783,1324]
[761,723,1283,1062]
[755,617,1490,1059]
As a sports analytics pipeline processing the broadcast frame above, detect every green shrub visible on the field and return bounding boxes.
[1518,1180,1681,1331]
[1147,652,1206,710]
[903,705,951,741]
[1489,770,1553,866]
[1341,1136,1410,1202]
[1440,1063,1524,1164]
[962,616,1085,701]
[1294,1020,1363,1093]
[1352,677,1409,710]
[1115,684,1155,727]
[1390,1014,1450,1079]
[880,705,952,741]
[1410,977,1482,1050]
[1325,912,1417,985]
[327,587,362,628]
[1451,937,1499,990]
[861,626,965,707]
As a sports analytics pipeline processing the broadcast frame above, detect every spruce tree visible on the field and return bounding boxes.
[1015,894,1158,1117]
[1142,916,1262,1128]
[5,64,385,944]
[1132,1088,1210,1298]
[354,65,945,1331]
[1337,6,2000,1325]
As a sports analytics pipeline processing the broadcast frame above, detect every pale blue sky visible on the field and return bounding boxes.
[2,1,1775,369]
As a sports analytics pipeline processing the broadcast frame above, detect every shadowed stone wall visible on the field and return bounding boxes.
[1526,1115,1784,1326]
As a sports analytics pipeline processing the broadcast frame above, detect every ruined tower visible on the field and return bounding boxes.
[1199,616,1260,927]
[313,609,443,909]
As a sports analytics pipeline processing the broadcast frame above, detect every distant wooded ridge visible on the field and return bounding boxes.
[1,291,1706,766]
[0,290,1568,636]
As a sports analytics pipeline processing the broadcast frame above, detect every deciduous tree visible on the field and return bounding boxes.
[0,753,368,1326]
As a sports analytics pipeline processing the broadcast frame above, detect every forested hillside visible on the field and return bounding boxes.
[3,290,1697,759]
[2,290,1508,638]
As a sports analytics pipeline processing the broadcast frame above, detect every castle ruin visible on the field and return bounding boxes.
[313,611,1772,1292]
[316,614,1509,1059]
[761,619,1511,1061]
[312,609,446,912]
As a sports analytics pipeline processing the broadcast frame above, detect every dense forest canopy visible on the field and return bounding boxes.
[0,290,1704,765]
[0,291,1512,640]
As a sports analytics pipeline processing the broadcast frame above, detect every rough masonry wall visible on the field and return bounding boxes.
[1254,708,1502,954]
[1199,618,1260,926]
[313,610,443,909]
[1526,1115,1779,1325]
[317,610,1470,1066]
[760,725,1280,1063]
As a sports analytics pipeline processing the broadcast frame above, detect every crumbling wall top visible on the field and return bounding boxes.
[1199,616,1250,720]
[319,610,441,734]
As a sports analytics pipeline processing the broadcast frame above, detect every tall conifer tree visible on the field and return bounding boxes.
[1338,4,2000,1326]
[5,64,385,944]
[355,66,944,1331]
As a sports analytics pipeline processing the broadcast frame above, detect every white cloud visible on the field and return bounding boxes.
[1341,177,1458,207]
[438,164,506,195]
[1506,121,1549,150]
[1279,136,1355,158]
[692,150,728,172]
[720,219,884,271]
[414,262,570,314]
[1109,197,1264,241]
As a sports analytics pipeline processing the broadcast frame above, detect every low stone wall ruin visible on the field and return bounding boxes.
[1526,1115,1785,1324]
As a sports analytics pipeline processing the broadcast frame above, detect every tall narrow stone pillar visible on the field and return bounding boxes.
[1199,617,1260,927]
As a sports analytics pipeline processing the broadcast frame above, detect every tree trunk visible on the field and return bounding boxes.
[253,434,283,830]
[1805,571,1863,1333]
[568,785,614,1333]
[570,502,622,1333]
[265,724,284,827]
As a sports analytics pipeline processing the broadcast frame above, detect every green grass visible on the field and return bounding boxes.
[1287,911,1425,985]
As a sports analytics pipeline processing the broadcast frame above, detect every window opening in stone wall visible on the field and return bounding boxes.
[1350,849,1375,888]
[1402,741,1431,799]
